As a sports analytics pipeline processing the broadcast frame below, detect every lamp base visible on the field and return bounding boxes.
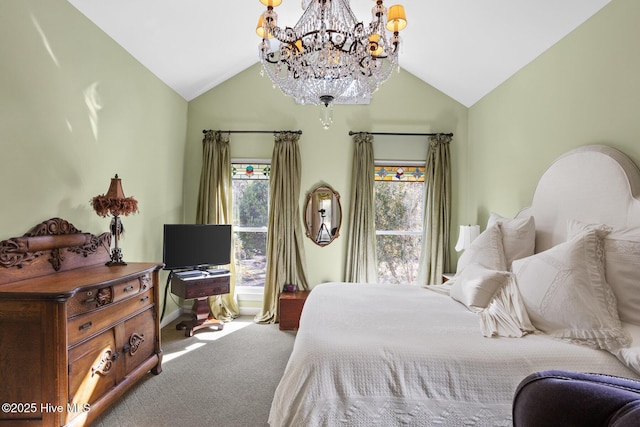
[106,247,127,267]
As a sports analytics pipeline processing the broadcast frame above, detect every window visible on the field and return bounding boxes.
[374,162,425,285]
[232,161,270,289]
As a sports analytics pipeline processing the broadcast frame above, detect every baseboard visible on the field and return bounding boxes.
[162,305,258,325]
[239,307,259,316]
[160,307,185,329]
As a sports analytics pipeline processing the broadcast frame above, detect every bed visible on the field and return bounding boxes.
[268,145,640,426]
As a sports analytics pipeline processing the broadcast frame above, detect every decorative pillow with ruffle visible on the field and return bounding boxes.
[567,219,640,326]
[512,228,630,352]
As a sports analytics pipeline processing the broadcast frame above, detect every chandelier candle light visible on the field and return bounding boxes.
[91,174,139,266]
[257,0,407,129]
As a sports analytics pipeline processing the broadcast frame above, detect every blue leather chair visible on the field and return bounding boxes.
[513,370,640,426]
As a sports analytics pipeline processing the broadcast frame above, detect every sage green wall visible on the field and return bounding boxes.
[0,0,188,318]
[187,64,468,286]
[4,0,633,320]
[468,0,640,228]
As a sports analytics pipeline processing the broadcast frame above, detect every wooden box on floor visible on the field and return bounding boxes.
[279,290,310,331]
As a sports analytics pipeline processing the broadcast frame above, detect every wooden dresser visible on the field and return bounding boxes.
[0,218,163,427]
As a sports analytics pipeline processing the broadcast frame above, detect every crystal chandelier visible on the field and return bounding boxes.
[257,0,407,129]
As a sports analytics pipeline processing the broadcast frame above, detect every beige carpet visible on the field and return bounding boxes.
[90,315,296,427]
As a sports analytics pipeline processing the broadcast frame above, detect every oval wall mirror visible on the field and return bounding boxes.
[304,185,342,247]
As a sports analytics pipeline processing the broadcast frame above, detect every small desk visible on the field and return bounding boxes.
[171,272,230,336]
[279,290,310,331]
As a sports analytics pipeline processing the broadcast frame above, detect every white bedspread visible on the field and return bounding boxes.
[269,282,639,426]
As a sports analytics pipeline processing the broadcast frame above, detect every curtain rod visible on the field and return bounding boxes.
[348,131,453,137]
[203,129,302,135]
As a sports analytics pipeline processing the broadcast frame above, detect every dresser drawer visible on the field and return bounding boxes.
[68,329,118,410]
[112,275,146,303]
[122,308,156,375]
[67,286,114,317]
[68,289,154,346]
[67,275,150,317]
[171,274,230,299]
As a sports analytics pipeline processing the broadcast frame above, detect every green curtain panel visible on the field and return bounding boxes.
[255,132,309,324]
[344,133,378,283]
[196,130,240,321]
[417,134,452,285]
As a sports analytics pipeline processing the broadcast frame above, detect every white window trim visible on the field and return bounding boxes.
[374,160,426,236]
[374,160,427,285]
[376,230,422,236]
[235,286,264,296]
[234,226,268,233]
[232,157,271,164]
[232,159,271,298]
[374,159,426,167]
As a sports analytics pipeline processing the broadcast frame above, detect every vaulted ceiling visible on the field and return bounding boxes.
[68,0,610,107]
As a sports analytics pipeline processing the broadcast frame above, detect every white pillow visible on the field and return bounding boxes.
[606,234,640,325]
[479,273,536,338]
[455,223,507,275]
[450,264,511,310]
[613,323,640,375]
[487,212,535,268]
[512,228,630,352]
[567,219,640,326]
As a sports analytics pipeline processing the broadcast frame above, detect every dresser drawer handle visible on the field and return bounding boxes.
[124,285,134,292]
[79,321,92,331]
[82,297,96,305]
[140,296,149,303]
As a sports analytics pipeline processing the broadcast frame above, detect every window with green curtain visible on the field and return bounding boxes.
[374,162,426,284]
[232,161,270,288]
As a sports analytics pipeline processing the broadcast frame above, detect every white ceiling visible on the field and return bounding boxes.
[67,0,610,107]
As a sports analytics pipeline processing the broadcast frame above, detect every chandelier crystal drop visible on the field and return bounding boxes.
[257,0,407,129]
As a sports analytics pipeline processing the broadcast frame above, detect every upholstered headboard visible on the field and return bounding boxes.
[517,145,640,253]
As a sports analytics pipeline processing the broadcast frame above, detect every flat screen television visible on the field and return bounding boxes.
[162,224,232,271]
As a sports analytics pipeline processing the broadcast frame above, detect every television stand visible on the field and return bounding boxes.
[170,271,231,337]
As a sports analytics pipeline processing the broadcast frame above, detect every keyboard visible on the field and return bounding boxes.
[207,269,230,275]
[175,270,204,278]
